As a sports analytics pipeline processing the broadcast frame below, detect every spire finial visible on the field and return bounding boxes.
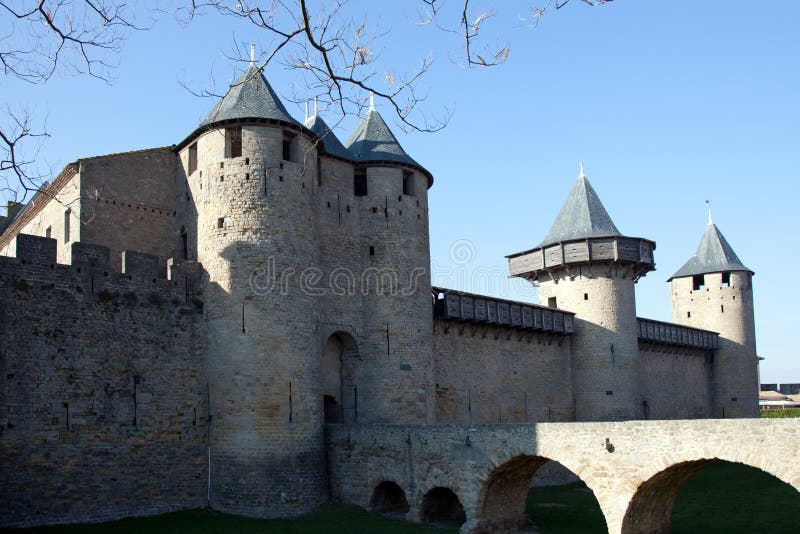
[304,101,309,121]
[369,92,375,111]
[579,161,586,179]
[250,43,256,66]
[706,200,713,225]
[314,96,318,116]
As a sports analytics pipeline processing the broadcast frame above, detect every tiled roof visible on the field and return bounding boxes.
[345,109,422,167]
[304,114,351,160]
[670,223,753,280]
[540,175,621,247]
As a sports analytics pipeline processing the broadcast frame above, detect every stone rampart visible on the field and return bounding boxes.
[0,234,207,528]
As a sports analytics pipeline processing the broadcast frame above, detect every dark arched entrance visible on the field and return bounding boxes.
[623,459,800,533]
[369,481,410,518]
[420,486,466,527]
[478,455,607,533]
[322,332,358,423]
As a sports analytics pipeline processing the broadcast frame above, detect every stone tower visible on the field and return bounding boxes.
[507,167,656,421]
[339,98,435,424]
[668,213,758,418]
[176,65,326,516]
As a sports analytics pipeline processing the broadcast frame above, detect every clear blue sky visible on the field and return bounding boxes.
[3,1,798,383]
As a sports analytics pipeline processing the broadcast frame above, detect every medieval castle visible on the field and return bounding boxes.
[0,64,760,528]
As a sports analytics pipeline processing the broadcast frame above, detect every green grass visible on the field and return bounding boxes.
[6,504,455,534]
[526,482,607,533]
[671,460,800,533]
[761,408,800,418]
[8,462,799,534]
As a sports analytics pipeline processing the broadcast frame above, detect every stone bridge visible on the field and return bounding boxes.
[325,419,800,533]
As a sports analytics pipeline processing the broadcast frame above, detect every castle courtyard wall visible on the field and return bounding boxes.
[432,320,575,423]
[0,236,207,528]
[637,343,713,419]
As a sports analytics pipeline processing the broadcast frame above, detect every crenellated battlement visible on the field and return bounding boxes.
[0,234,204,309]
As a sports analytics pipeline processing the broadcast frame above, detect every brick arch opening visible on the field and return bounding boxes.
[420,486,466,527]
[476,455,606,533]
[621,459,800,534]
[369,481,410,518]
[322,332,358,423]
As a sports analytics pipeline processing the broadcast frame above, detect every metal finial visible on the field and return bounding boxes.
[314,96,318,117]
[369,92,375,111]
[250,43,256,65]
[579,161,586,178]
[706,200,713,225]
[304,101,309,121]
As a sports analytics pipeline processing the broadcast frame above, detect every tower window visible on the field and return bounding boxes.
[369,246,375,256]
[692,274,705,291]
[583,293,588,301]
[548,297,557,309]
[354,168,367,196]
[45,226,51,239]
[180,226,188,260]
[64,209,71,243]
[282,132,296,161]
[402,170,415,196]
[225,127,242,158]
[687,311,691,318]
[721,304,724,313]
[721,272,730,287]
[188,143,198,174]
[217,217,225,229]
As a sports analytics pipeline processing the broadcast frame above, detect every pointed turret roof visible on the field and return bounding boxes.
[198,65,300,128]
[304,114,351,160]
[539,172,621,247]
[669,221,753,280]
[345,109,420,165]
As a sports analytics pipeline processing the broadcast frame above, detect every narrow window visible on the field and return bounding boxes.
[721,271,731,287]
[245,157,250,165]
[354,168,367,196]
[369,246,375,256]
[547,296,557,309]
[402,170,415,196]
[180,226,188,260]
[45,226,52,239]
[188,143,198,174]
[583,293,588,301]
[282,131,296,161]
[687,311,691,318]
[220,175,224,182]
[721,304,724,313]
[64,209,71,243]
[692,274,705,291]
[217,217,225,229]
[225,126,242,158]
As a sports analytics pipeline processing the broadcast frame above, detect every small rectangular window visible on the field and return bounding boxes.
[354,168,368,197]
[225,127,242,158]
[547,296,557,309]
[188,143,198,174]
[721,272,730,287]
[64,209,71,243]
[217,217,225,229]
[402,170,415,196]
[282,131,296,161]
[692,274,705,291]
[45,226,51,239]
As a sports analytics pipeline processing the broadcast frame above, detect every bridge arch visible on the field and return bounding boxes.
[369,480,410,518]
[419,486,466,528]
[622,458,800,534]
[475,454,607,533]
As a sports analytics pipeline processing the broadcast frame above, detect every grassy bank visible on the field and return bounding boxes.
[761,407,800,418]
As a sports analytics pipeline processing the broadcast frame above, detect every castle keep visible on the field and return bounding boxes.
[0,65,760,529]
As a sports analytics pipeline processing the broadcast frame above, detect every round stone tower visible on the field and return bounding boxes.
[668,212,758,418]
[340,99,435,423]
[507,166,655,421]
[176,65,326,516]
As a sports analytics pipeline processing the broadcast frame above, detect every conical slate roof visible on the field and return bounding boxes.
[304,114,350,160]
[345,109,421,167]
[669,222,753,280]
[199,65,300,128]
[539,174,621,247]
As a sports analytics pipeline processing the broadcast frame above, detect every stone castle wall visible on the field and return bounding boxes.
[432,320,574,423]
[0,235,207,528]
[637,343,713,419]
